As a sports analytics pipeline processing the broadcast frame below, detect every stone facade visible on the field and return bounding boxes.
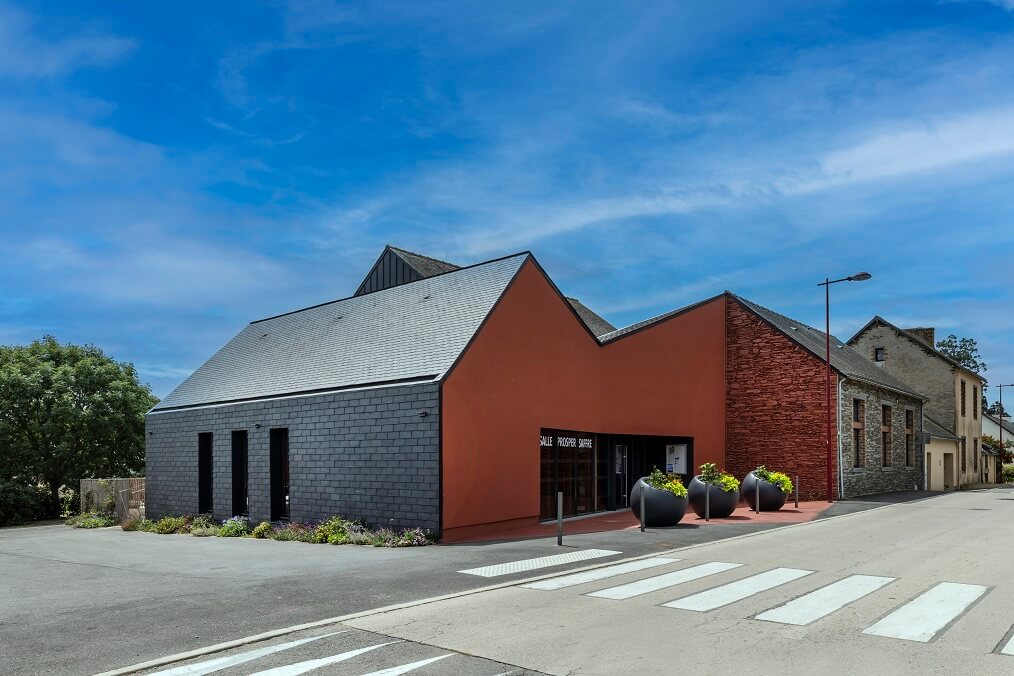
[145,382,441,531]
[839,380,924,498]
[726,299,838,500]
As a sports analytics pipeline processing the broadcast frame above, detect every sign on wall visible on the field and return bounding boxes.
[666,443,688,474]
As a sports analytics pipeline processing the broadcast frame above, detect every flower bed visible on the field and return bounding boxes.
[111,513,437,547]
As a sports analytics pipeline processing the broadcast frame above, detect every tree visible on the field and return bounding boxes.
[983,434,1014,464]
[0,336,158,514]
[987,401,1008,418]
[936,334,987,374]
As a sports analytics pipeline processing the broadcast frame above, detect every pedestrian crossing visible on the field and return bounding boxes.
[516,555,1012,652]
[458,548,621,577]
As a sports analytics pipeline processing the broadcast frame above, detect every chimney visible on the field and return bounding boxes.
[906,327,935,346]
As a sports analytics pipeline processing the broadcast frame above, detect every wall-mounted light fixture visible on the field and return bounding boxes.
[417,410,429,418]
[254,423,262,429]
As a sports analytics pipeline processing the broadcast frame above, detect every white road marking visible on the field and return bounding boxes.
[755,575,895,625]
[458,549,621,577]
[664,567,814,611]
[249,642,399,676]
[862,582,988,643]
[1000,631,1014,656]
[521,557,681,591]
[358,654,453,675]
[587,561,743,600]
[149,631,347,675]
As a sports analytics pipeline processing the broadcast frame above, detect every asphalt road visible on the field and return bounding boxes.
[347,487,1014,675]
[0,492,932,675]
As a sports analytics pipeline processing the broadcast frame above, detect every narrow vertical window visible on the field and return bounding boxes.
[874,347,886,362]
[270,428,290,521]
[198,432,213,515]
[852,399,865,468]
[961,437,967,473]
[973,438,979,473]
[881,405,892,466]
[973,386,978,419]
[961,380,967,417]
[232,430,248,517]
[905,410,915,467]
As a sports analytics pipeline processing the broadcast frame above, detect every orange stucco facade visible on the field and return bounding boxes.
[441,259,728,539]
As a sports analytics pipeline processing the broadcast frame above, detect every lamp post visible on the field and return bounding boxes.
[998,384,1014,464]
[818,272,872,502]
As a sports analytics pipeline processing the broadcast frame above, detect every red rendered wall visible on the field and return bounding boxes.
[725,298,838,500]
[440,259,727,537]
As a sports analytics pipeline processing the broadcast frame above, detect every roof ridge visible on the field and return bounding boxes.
[252,251,529,324]
[850,315,983,379]
[387,245,461,270]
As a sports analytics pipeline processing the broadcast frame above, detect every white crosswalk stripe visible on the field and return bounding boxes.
[862,582,989,643]
[587,561,743,600]
[521,557,681,591]
[249,642,400,676]
[663,567,813,612]
[755,575,896,625]
[358,654,453,675]
[459,549,621,577]
[1000,631,1014,656]
[149,631,347,676]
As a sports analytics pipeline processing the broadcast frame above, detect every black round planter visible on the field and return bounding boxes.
[741,471,788,512]
[687,476,740,518]
[630,478,688,527]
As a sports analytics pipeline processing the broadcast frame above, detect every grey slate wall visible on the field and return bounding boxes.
[839,380,924,498]
[145,382,440,531]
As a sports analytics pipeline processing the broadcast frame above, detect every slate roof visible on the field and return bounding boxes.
[731,294,927,400]
[598,295,723,343]
[388,246,461,277]
[153,253,529,410]
[924,414,960,441]
[984,412,1014,436]
[566,297,616,337]
[847,316,986,382]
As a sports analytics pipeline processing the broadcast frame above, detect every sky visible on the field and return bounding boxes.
[3,0,1014,402]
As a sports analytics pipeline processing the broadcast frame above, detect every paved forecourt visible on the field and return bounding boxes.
[348,489,1014,675]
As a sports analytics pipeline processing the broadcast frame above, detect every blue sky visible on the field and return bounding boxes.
[3,0,1014,402]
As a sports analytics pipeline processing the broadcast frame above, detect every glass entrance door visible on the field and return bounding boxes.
[614,444,628,507]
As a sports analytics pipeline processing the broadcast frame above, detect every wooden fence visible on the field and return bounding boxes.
[79,477,145,522]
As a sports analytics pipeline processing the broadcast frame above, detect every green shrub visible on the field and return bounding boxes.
[152,516,188,534]
[191,514,215,530]
[190,526,218,537]
[251,522,273,539]
[121,518,140,531]
[0,480,52,526]
[134,518,155,532]
[754,465,793,494]
[1003,464,1014,483]
[269,522,315,542]
[698,463,740,493]
[645,468,689,498]
[69,511,118,528]
[218,516,249,537]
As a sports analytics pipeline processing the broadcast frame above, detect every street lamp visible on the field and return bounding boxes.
[818,272,872,503]
[997,384,1014,463]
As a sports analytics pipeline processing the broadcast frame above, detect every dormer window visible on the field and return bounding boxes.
[874,347,886,362]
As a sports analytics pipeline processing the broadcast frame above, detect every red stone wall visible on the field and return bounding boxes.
[725,298,838,500]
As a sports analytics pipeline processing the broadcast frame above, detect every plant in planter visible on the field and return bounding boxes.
[688,463,741,518]
[630,468,689,527]
[742,465,794,512]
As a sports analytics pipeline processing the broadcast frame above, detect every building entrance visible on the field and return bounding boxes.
[539,428,693,521]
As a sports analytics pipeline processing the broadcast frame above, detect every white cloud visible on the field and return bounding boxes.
[0,3,134,80]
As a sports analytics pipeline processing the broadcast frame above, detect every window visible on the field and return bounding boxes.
[874,347,886,362]
[270,428,290,521]
[232,430,248,517]
[973,386,978,419]
[961,380,967,417]
[852,399,865,468]
[881,405,892,466]
[198,432,213,515]
[961,437,967,473]
[973,438,979,473]
[905,410,915,467]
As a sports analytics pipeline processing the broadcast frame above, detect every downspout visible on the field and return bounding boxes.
[921,405,927,491]
[838,376,845,500]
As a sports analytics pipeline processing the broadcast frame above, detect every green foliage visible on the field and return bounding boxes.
[67,511,117,528]
[217,516,249,537]
[134,518,155,532]
[251,521,273,538]
[121,518,140,531]
[935,335,986,374]
[190,525,218,537]
[754,465,793,494]
[312,516,353,544]
[698,463,740,493]
[1003,464,1014,483]
[645,468,689,498]
[0,479,52,526]
[152,516,189,534]
[0,337,158,512]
